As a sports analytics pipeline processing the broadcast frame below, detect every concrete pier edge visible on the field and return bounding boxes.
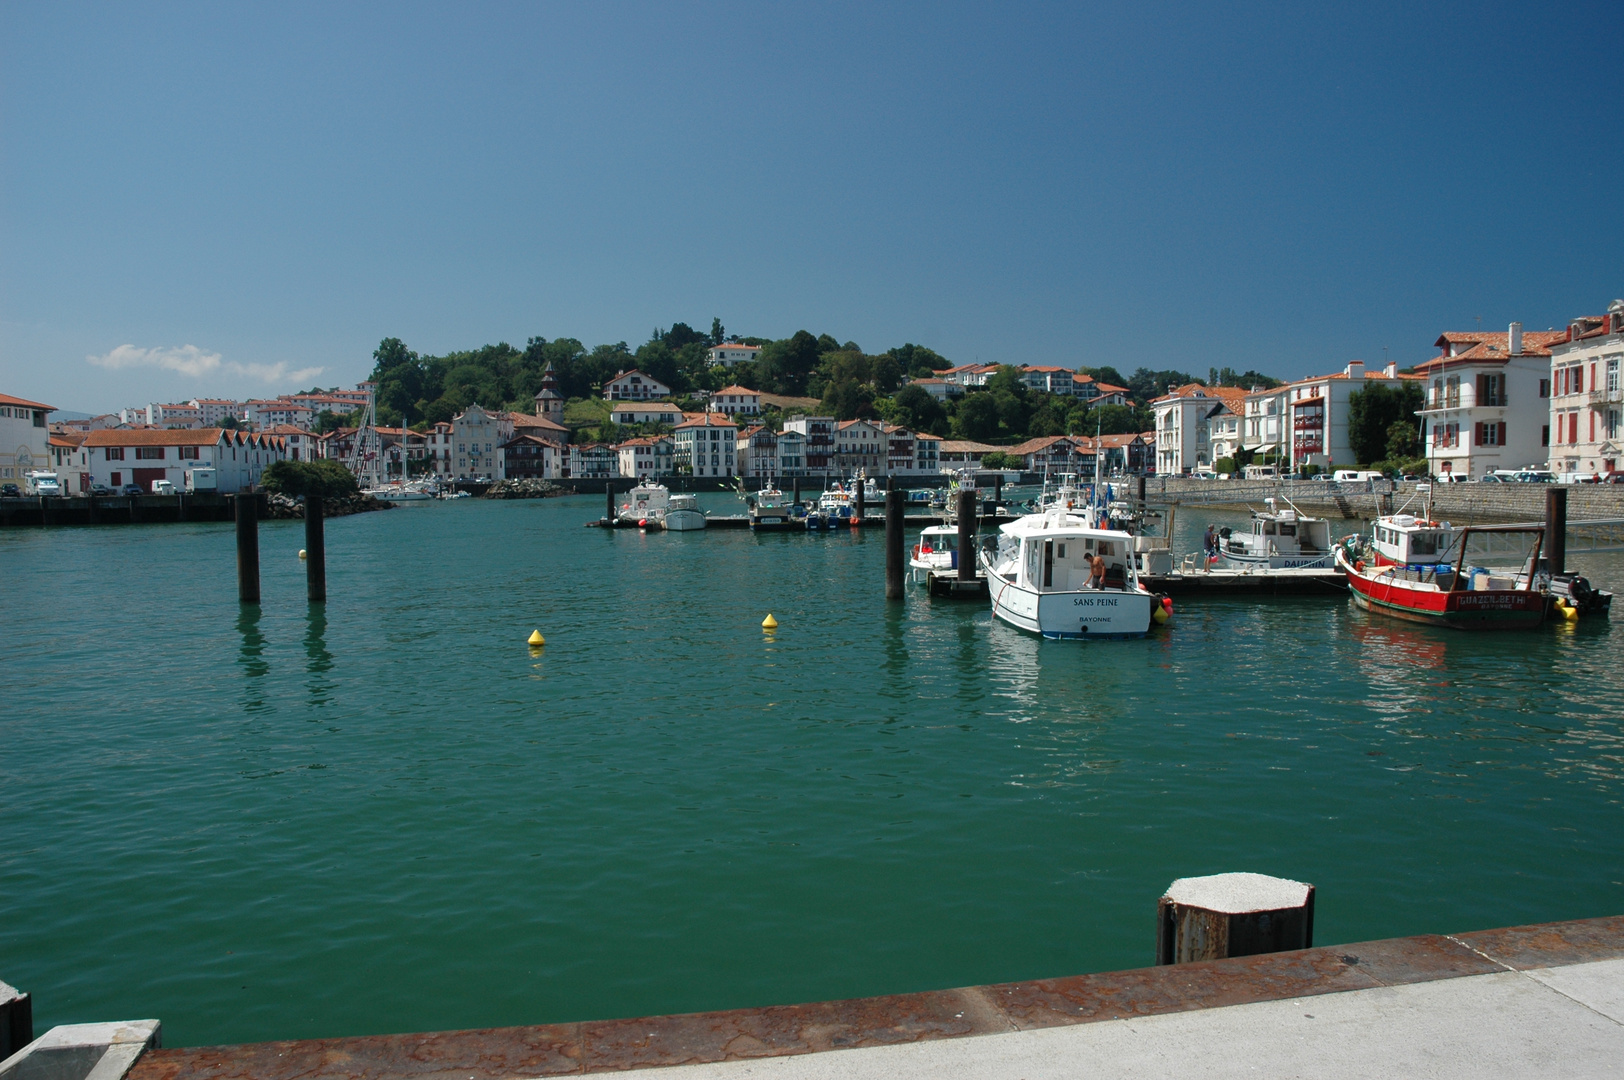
[125,914,1624,1079]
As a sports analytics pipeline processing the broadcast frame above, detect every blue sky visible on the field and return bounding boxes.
[2,1,1620,412]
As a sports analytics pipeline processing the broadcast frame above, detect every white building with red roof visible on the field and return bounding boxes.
[603,370,672,401]
[1547,302,1624,478]
[617,435,674,479]
[705,343,762,368]
[710,385,761,417]
[1151,384,1249,474]
[48,432,91,494]
[673,413,738,477]
[82,428,287,493]
[1,392,53,486]
[1278,361,1419,473]
[1417,322,1564,480]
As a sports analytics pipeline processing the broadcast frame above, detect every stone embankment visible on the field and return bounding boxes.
[483,478,565,499]
[1149,475,1624,523]
[264,492,393,519]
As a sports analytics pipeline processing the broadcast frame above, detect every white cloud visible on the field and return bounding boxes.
[86,344,323,385]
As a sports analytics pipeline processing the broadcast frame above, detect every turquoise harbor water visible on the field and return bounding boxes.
[3,495,1623,1047]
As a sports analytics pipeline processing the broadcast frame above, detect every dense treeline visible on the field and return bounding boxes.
[360,320,1284,445]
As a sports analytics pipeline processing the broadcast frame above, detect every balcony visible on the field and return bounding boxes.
[1589,387,1623,405]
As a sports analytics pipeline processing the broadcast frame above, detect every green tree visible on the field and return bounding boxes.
[756,330,822,395]
[953,393,1001,441]
[1087,403,1150,435]
[980,451,1022,469]
[1347,382,1425,464]
[710,317,726,345]
[888,343,951,379]
[889,385,948,435]
[260,459,360,500]
[1386,420,1421,461]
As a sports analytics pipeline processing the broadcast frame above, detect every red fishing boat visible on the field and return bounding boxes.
[1336,506,1548,630]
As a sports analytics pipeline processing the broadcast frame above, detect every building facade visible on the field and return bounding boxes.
[568,443,619,479]
[1417,323,1561,479]
[452,404,505,479]
[782,416,836,473]
[82,428,286,493]
[603,370,672,401]
[1,392,53,486]
[503,435,562,479]
[616,436,674,479]
[710,385,761,417]
[673,413,738,477]
[1151,384,1248,474]
[1547,303,1624,477]
[705,343,761,367]
[1281,362,1417,472]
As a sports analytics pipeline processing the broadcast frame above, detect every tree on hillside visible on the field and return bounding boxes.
[888,385,948,435]
[1127,368,1204,402]
[953,393,1001,441]
[756,330,822,395]
[1347,382,1425,464]
[710,318,726,345]
[888,343,951,379]
[1078,365,1127,389]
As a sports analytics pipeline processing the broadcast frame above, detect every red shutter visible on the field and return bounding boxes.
[1497,422,1506,446]
[1474,422,1484,446]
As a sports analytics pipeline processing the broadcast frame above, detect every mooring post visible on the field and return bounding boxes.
[994,474,1003,512]
[38,495,48,527]
[885,489,905,598]
[855,477,866,522]
[1545,487,1567,576]
[235,492,260,603]
[793,476,801,507]
[957,489,976,581]
[306,495,326,602]
[0,979,32,1060]
[606,480,615,524]
[1138,474,1147,504]
[1155,873,1314,965]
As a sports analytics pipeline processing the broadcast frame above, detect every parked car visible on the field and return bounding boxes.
[1607,473,1624,485]
[120,483,144,496]
[0,483,20,497]
[89,482,113,495]
[1480,473,1506,483]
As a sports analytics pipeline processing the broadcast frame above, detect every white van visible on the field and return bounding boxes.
[1333,470,1383,483]
[184,467,217,493]
[23,470,62,496]
[1242,464,1279,480]
[150,479,177,495]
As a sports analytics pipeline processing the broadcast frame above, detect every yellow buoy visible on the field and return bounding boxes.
[1560,603,1579,622]
[298,549,307,560]
[1152,605,1169,625]
[527,629,545,646]
[761,613,778,630]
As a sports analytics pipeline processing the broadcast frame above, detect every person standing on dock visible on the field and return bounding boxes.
[1204,524,1219,563]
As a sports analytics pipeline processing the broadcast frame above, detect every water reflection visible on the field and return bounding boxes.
[304,606,334,707]
[236,604,268,712]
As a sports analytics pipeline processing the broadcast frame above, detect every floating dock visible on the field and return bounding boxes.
[1141,566,1347,596]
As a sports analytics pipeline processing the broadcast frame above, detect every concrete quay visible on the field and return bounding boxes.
[123,915,1624,1080]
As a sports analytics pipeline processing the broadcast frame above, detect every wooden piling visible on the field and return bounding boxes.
[305,495,326,602]
[855,477,866,522]
[235,493,260,603]
[606,481,615,523]
[885,490,905,599]
[994,475,1003,510]
[1546,487,1567,575]
[793,477,801,506]
[957,489,976,581]
[1156,873,1314,965]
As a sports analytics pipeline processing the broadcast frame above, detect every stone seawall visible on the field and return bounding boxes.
[1148,475,1624,523]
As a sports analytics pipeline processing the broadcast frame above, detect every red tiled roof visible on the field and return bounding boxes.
[1,393,55,410]
[1427,329,1567,363]
[1092,383,1130,394]
[710,343,761,351]
[713,385,758,396]
[85,428,225,447]
[1151,384,1247,408]
[48,433,85,447]
[673,413,738,429]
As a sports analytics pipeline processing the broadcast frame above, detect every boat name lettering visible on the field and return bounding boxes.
[1072,597,1119,607]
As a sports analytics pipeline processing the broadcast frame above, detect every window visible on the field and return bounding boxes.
[179,446,199,459]
[135,447,164,460]
[105,447,125,461]
[1539,379,1550,398]
[1541,423,1549,447]
[1474,421,1506,446]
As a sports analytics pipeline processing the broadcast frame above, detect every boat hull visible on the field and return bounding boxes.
[1338,550,1547,630]
[1219,550,1335,570]
[665,510,706,531]
[987,578,1154,639]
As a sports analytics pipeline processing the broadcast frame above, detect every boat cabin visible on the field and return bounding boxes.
[1371,514,1458,567]
[994,522,1134,592]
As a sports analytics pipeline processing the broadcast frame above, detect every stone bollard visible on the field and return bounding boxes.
[1156,872,1314,965]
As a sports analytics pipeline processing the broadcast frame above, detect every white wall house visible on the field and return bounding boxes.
[262,424,320,462]
[609,403,685,427]
[905,377,959,401]
[913,432,942,473]
[736,426,778,480]
[710,385,761,417]
[1242,386,1289,459]
[1281,361,1419,472]
[938,440,997,472]
[1,392,53,486]
[48,434,91,494]
[602,370,672,401]
[1547,302,1624,478]
[452,404,505,479]
[776,428,807,476]
[189,399,244,426]
[502,435,562,479]
[568,443,618,478]
[705,343,761,368]
[244,400,315,430]
[781,416,835,472]
[617,436,674,479]
[1151,384,1248,474]
[148,402,204,427]
[673,413,738,477]
[82,428,287,493]
[1418,322,1562,480]
[423,422,455,479]
[832,419,886,473]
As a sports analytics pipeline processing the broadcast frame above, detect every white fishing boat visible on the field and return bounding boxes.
[665,492,707,531]
[909,524,966,583]
[365,481,435,503]
[1217,497,1334,569]
[980,503,1165,639]
[618,481,671,527]
[746,486,798,531]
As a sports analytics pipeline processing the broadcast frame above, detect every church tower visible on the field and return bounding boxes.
[533,362,564,425]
